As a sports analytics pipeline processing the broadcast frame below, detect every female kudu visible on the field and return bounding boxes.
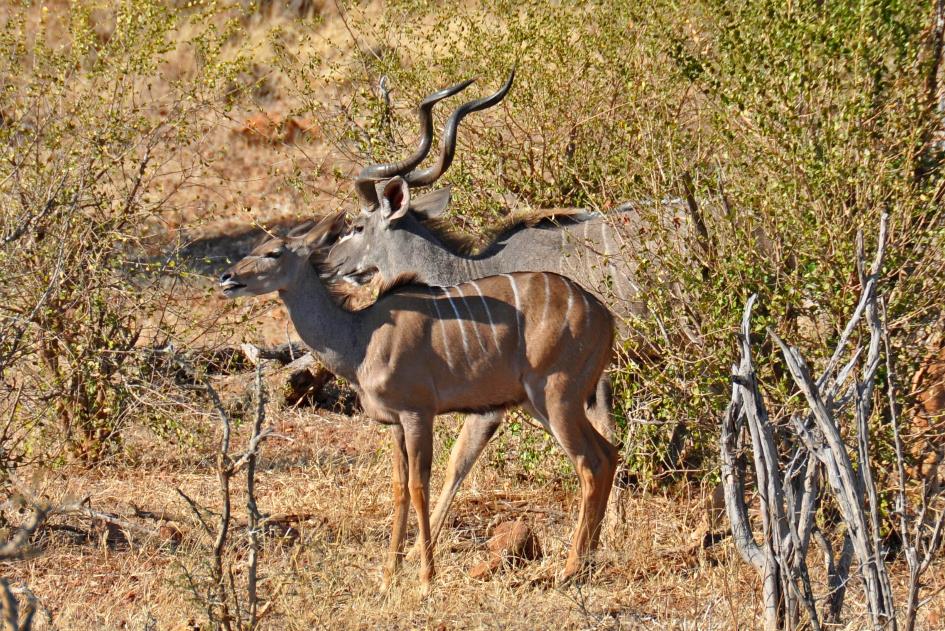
[220,210,617,591]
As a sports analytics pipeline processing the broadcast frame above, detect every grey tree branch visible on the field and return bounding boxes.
[721,295,822,631]
[719,214,924,630]
[246,363,266,628]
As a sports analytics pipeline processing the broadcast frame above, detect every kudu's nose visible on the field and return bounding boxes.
[219,272,232,284]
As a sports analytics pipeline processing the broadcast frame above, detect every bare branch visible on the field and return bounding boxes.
[246,363,267,628]
[0,506,48,562]
[175,487,213,537]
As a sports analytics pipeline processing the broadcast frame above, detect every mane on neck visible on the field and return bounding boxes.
[416,207,599,256]
[376,272,423,296]
[313,240,424,310]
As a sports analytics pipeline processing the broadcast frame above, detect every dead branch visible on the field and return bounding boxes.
[0,578,35,631]
[885,300,945,631]
[722,295,821,631]
[246,364,266,628]
[239,342,309,366]
[54,501,161,541]
[719,213,931,630]
[0,503,50,631]
[767,214,895,630]
[0,506,47,562]
[181,357,272,630]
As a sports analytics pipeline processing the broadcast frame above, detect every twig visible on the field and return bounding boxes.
[246,363,266,628]
[175,487,213,537]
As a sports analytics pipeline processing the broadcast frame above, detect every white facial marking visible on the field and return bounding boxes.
[470,280,499,348]
[443,287,470,355]
[502,273,523,346]
[429,288,454,367]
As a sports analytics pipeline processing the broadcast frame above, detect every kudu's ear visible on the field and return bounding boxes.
[379,176,411,223]
[286,220,317,239]
[302,211,347,249]
[410,186,451,219]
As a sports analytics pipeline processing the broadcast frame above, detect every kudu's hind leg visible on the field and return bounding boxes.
[401,412,436,593]
[586,375,615,444]
[586,374,625,524]
[539,377,618,581]
[384,424,410,587]
[424,410,503,553]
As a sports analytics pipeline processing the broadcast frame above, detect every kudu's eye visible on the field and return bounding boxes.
[264,248,283,259]
[352,225,364,234]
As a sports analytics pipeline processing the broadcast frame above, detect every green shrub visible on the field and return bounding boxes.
[298,0,944,482]
[0,0,254,463]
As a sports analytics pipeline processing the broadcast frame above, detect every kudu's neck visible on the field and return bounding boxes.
[398,225,494,285]
[278,264,364,382]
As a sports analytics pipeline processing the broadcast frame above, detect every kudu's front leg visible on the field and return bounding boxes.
[401,412,435,594]
[384,424,410,587]
[426,410,503,549]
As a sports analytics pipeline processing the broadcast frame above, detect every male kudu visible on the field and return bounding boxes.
[326,74,692,550]
[219,211,618,591]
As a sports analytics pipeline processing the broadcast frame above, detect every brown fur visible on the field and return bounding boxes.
[911,328,945,490]
[339,273,423,311]
[375,272,423,296]
[417,207,595,256]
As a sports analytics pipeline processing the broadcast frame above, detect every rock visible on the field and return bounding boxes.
[158,523,183,547]
[278,353,331,407]
[237,113,318,145]
[469,519,541,580]
[488,520,542,561]
[468,557,502,580]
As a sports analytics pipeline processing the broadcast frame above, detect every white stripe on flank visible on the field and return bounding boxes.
[459,292,487,353]
[502,274,523,346]
[580,288,590,332]
[470,280,499,348]
[561,278,574,336]
[429,289,453,367]
[443,288,470,355]
[540,273,551,326]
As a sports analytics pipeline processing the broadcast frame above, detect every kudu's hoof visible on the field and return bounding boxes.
[418,579,433,598]
[557,561,595,588]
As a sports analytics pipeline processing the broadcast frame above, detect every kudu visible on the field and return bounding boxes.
[219,210,618,591]
[329,72,685,322]
[326,74,689,548]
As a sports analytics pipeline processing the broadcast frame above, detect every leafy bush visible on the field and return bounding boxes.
[296,0,944,481]
[0,0,254,463]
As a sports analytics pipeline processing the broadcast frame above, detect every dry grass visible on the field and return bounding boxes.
[5,402,944,629]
